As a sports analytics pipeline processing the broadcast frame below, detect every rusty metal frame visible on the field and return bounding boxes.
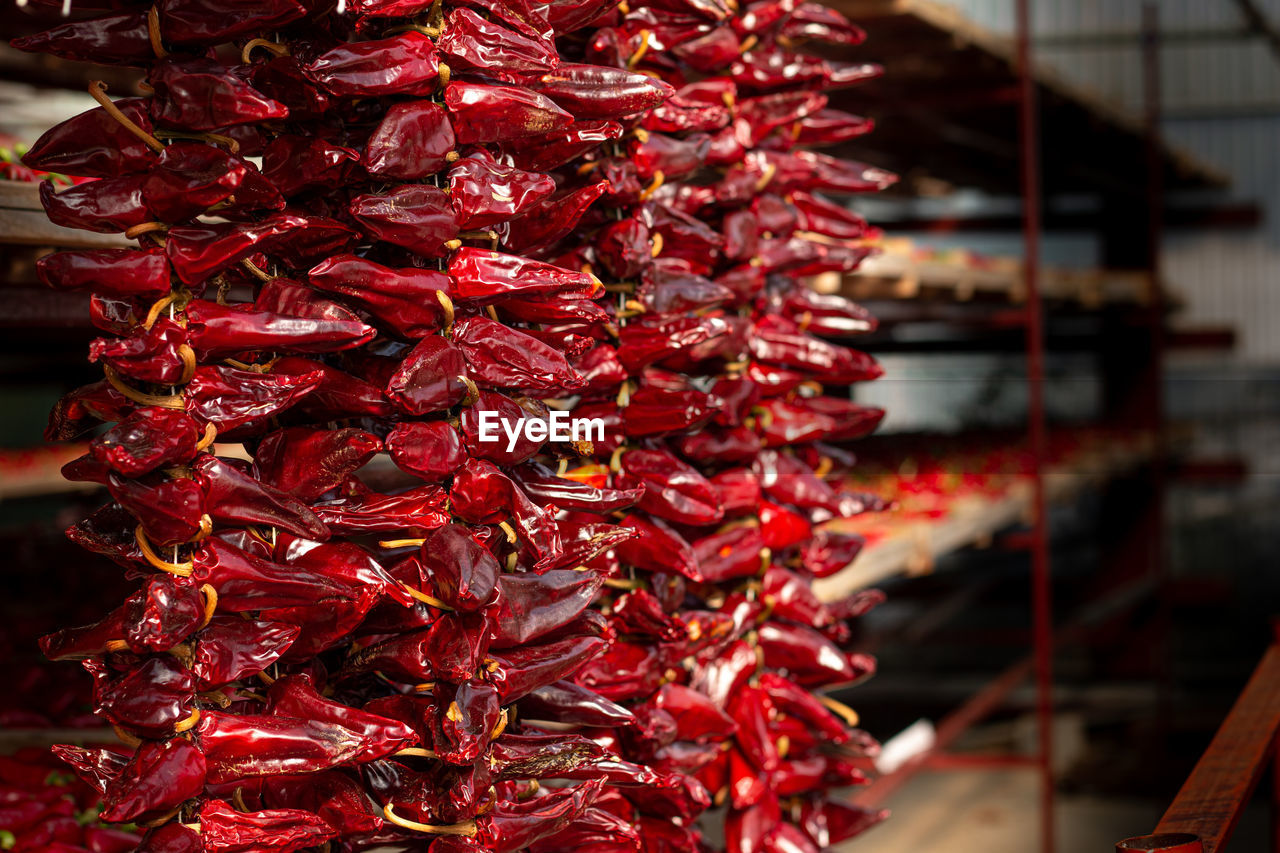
[1116,645,1280,852]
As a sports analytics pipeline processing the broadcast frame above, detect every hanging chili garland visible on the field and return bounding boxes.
[16,0,895,848]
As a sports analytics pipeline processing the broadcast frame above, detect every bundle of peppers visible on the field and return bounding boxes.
[18,0,895,847]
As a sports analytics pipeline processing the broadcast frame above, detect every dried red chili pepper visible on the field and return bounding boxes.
[37,247,170,298]
[12,13,152,66]
[445,81,575,144]
[40,177,151,234]
[439,8,559,82]
[364,100,457,179]
[252,426,382,501]
[349,184,459,257]
[198,798,336,852]
[304,31,440,97]
[150,58,288,131]
[454,316,586,393]
[618,448,723,526]
[99,739,206,823]
[308,254,449,338]
[23,97,158,178]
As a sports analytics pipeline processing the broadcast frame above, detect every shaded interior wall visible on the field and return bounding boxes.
[939,0,1280,364]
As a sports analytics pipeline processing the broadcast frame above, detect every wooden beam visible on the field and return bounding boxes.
[1146,646,1280,853]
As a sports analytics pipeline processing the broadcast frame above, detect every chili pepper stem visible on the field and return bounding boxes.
[198,583,218,628]
[135,525,194,576]
[146,8,167,58]
[627,30,652,68]
[399,583,455,611]
[378,538,427,549]
[87,81,164,153]
[393,747,438,759]
[382,805,478,836]
[194,422,218,452]
[818,694,860,727]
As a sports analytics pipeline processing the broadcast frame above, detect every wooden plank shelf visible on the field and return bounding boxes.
[814,436,1156,602]
[0,181,131,250]
[828,241,1158,308]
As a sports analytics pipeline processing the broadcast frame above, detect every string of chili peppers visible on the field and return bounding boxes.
[18,0,897,848]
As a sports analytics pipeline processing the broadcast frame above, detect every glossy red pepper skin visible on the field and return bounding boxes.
[90,408,201,478]
[385,335,468,414]
[615,513,701,581]
[692,524,766,583]
[364,100,457,179]
[273,357,391,420]
[260,135,361,198]
[192,538,358,611]
[533,64,674,118]
[387,421,467,482]
[619,448,724,526]
[149,58,289,131]
[309,254,450,338]
[445,81,575,144]
[37,247,170,298]
[107,472,204,546]
[156,0,307,44]
[519,679,636,728]
[253,427,382,502]
[454,316,586,393]
[11,12,152,65]
[460,390,549,465]
[22,98,158,178]
[757,621,874,686]
[758,503,813,550]
[98,739,206,824]
[304,32,440,97]
[88,656,194,739]
[163,213,300,284]
[349,184,459,258]
[122,576,206,653]
[311,484,449,536]
[449,154,556,230]
[498,179,610,253]
[183,365,322,434]
[452,460,562,566]
[431,678,505,763]
[515,460,643,512]
[503,119,623,171]
[397,523,497,613]
[478,778,606,851]
[490,569,606,647]
[198,798,336,853]
[489,632,607,704]
[88,319,187,385]
[198,704,414,785]
[439,8,559,82]
[136,822,202,853]
[39,177,151,234]
[193,612,295,687]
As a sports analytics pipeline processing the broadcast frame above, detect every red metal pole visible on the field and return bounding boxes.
[1014,1,1054,852]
